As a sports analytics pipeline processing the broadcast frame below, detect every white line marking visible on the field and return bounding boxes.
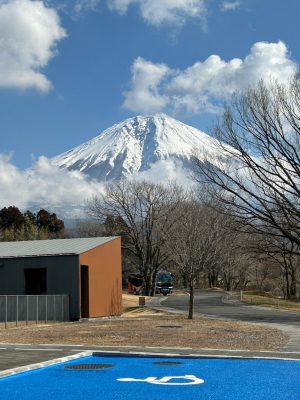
[13,348,63,351]
[71,349,95,352]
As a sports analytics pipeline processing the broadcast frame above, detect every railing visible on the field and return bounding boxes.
[0,295,69,328]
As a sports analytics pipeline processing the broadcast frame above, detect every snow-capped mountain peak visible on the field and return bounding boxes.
[52,114,218,181]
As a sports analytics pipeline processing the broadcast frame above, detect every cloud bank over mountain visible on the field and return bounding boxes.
[0,153,191,216]
[0,154,104,216]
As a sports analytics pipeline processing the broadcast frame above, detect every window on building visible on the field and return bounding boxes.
[24,268,47,295]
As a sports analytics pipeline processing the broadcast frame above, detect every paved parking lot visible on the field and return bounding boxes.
[0,345,75,371]
[0,344,300,374]
[0,353,299,400]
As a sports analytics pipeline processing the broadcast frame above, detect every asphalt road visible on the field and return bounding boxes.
[161,290,300,327]
[0,345,75,371]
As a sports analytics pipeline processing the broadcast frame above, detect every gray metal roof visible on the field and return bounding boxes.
[0,237,118,258]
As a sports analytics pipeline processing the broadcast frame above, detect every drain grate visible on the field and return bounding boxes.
[64,364,114,370]
[158,325,182,329]
[153,361,183,365]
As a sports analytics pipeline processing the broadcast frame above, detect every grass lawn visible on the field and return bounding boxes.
[241,292,300,311]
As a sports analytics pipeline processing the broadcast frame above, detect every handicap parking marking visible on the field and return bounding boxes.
[117,374,205,385]
[0,354,300,399]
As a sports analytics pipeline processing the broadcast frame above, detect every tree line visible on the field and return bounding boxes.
[85,179,293,319]
[0,206,65,241]
[193,77,300,303]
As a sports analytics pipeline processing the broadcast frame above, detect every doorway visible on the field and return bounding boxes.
[80,265,89,318]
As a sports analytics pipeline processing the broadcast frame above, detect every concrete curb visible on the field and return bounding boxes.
[0,351,92,379]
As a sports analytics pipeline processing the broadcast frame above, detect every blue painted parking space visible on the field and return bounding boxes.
[0,355,299,399]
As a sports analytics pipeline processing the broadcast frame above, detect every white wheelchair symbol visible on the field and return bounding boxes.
[117,375,204,386]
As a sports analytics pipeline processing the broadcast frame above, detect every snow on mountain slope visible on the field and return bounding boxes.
[52,113,220,182]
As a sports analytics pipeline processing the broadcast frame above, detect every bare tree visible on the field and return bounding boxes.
[170,196,230,319]
[251,236,300,299]
[215,233,245,291]
[70,220,105,238]
[193,78,300,249]
[248,258,271,293]
[86,180,184,295]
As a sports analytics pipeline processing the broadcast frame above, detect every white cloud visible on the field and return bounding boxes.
[221,1,240,12]
[73,0,101,15]
[52,0,207,28]
[0,0,66,92]
[130,159,195,188]
[123,57,171,114]
[107,0,130,14]
[123,41,298,115]
[0,154,104,217]
[0,155,193,217]
[107,0,207,27]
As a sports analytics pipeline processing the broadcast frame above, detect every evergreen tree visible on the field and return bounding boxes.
[0,206,25,230]
[36,209,65,236]
[0,206,65,241]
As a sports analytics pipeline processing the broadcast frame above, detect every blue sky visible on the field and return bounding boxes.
[0,0,300,213]
[1,0,299,169]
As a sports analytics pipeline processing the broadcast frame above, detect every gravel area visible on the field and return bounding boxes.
[0,307,287,351]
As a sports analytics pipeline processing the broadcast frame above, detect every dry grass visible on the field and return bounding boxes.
[242,293,300,311]
[0,294,287,351]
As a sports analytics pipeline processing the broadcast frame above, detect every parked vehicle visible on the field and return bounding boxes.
[128,270,174,296]
[155,270,174,296]
[127,274,143,295]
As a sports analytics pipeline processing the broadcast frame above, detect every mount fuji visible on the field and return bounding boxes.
[52,113,220,182]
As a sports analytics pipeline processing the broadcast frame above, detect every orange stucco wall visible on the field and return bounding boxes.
[79,237,122,318]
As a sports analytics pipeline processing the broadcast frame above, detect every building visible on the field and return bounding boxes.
[0,237,122,320]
